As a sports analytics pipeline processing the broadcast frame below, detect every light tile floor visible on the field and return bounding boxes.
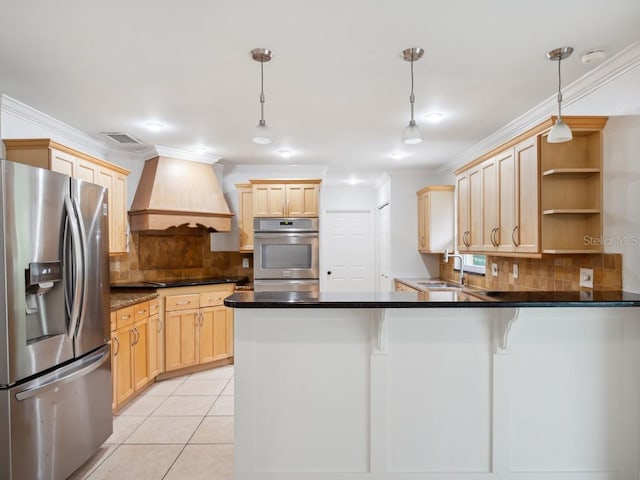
[68,365,235,480]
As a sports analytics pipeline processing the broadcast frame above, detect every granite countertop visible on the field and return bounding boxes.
[111,276,249,289]
[224,289,640,309]
[110,292,159,311]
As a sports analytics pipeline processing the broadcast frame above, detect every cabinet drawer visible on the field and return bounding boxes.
[116,305,135,329]
[133,301,150,322]
[200,291,228,307]
[149,298,160,316]
[165,294,200,312]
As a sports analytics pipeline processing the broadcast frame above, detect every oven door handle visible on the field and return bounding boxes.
[254,232,318,239]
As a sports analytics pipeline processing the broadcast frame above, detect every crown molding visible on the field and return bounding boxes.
[0,94,109,158]
[142,144,222,164]
[437,40,640,176]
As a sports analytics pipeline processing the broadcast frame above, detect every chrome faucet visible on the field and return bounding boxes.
[444,248,465,285]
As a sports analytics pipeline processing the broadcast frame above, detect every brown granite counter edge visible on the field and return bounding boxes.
[110,292,159,311]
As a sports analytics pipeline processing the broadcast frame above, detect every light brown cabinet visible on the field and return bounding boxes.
[456,166,482,252]
[540,120,606,253]
[3,139,130,255]
[417,185,454,253]
[235,183,254,252]
[112,302,153,410]
[454,116,606,257]
[395,280,420,292]
[147,298,163,379]
[164,285,234,372]
[251,179,320,217]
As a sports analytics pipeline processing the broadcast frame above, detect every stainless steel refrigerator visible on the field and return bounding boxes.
[0,159,112,480]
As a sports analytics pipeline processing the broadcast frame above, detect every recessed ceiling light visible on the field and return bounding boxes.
[348,177,362,186]
[390,152,405,160]
[278,149,292,158]
[192,145,208,155]
[144,122,165,131]
[424,112,444,123]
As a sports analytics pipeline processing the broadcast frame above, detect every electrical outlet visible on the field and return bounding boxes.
[242,257,250,268]
[491,263,498,277]
[579,268,594,288]
[513,263,519,279]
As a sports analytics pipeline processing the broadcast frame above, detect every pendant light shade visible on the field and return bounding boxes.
[252,120,272,145]
[547,46,573,144]
[402,47,424,145]
[403,120,422,144]
[251,48,273,145]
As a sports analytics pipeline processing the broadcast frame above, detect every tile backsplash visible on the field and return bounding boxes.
[110,226,252,284]
[440,253,622,291]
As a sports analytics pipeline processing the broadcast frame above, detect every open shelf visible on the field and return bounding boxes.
[541,213,602,253]
[542,167,601,176]
[542,249,603,254]
[543,209,600,215]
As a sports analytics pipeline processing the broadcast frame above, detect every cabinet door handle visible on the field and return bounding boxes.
[512,225,519,247]
[113,337,120,356]
[491,227,499,247]
[175,300,191,306]
[157,318,163,334]
[463,231,470,248]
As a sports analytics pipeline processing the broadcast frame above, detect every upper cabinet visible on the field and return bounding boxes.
[417,185,454,253]
[235,183,254,252]
[251,179,321,218]
[3,139,130,255]
[453,116,607,257]
[456,166,482,252]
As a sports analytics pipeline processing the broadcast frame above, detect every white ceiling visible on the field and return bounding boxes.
[1,0,639,185]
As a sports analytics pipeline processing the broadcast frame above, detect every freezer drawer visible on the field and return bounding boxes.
[0,345,112,480]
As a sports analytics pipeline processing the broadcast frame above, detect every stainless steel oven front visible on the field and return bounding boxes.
[253,218,319,282]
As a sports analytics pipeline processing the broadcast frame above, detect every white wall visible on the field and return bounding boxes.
[602,116,640,293]
[387,171,454,279]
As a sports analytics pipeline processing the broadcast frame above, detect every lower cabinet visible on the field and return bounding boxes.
[111,286,234,411]
[395,280,420,293]
[165,286,234,372]
[112,302,151,409]
[147,298,163,379]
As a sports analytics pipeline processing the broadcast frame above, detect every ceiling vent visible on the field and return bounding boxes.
[100,132,143,145]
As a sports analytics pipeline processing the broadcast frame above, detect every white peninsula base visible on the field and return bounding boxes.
[234,307,640,480]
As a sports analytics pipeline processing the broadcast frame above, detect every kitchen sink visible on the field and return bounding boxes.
[416,280,463,289]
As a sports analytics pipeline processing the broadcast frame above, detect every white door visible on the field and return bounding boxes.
[322,211,374,292]
[377,203,392,292]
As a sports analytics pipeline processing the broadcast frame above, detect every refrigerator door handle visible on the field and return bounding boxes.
[73,196,90,338]
[15,345,110,401]
[64,195,84,339]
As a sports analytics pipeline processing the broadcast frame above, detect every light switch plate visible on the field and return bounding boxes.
[242,257,250,268]
[491,263,498,277]
[580,268,594,288]
[513,263,519,279]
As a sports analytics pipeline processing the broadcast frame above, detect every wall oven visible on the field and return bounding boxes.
[253,218,319,292]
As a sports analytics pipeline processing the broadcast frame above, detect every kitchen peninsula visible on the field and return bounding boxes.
[226,291,640,480]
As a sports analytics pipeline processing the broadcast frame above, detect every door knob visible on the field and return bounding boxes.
[327,271,332,275]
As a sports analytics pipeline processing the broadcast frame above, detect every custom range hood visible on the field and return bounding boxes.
[129,155,233,232]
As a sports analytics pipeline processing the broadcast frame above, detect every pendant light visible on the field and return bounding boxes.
[402,47,424,145]
[251,48,273,145]
[546,46,573,143]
